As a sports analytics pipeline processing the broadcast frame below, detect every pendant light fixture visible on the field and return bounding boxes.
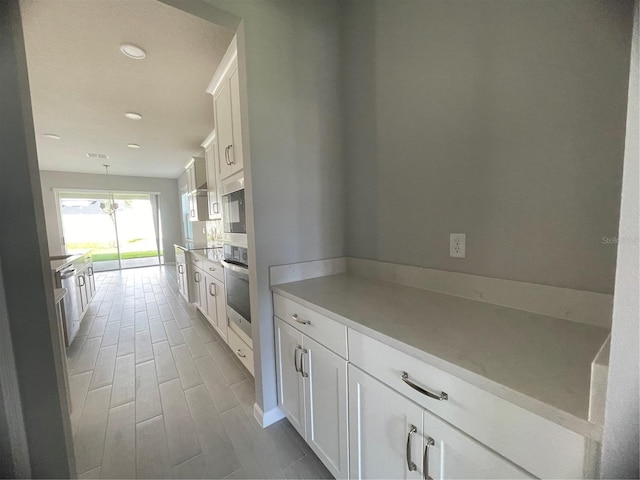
[100,164,119,216]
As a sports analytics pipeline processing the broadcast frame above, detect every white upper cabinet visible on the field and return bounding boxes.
[228,66,243,173]
[202,130,222,221]
[185,157,209,221]
[208,37,244,181]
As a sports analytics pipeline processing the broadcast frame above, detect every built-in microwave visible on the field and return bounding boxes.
[222,173,246,247]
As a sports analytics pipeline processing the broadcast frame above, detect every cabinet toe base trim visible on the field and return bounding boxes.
[254,403,285,428]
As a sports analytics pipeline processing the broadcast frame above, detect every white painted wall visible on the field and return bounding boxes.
[343,0,635,294]
[600,2,639,477]
[39,170,181,263]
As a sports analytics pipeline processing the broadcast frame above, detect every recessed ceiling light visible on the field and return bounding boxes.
[43,133,60,140]
[120,43,146,60]
[127,144,141,149]
[124,112,143,120]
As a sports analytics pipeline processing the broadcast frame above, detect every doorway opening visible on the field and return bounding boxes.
[58,190,163,271]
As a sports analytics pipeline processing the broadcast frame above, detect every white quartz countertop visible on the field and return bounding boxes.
[190,248,224,265]
[50,250,92,273]
[272,274,609,439]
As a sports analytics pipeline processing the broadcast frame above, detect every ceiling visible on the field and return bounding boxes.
[21,0,233,179]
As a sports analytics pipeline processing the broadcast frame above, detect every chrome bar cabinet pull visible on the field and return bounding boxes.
[423,436,435,480]
[293,345,302,373]
[401,372,448,401]
[236,349,246,358]
[406,424,417,472]
[209,283,216,296]
[292,313,311,325]
[300,348,309,378]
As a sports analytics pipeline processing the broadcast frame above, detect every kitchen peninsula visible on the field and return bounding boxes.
[51,251,95,346]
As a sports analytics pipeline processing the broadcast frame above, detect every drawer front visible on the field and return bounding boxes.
[273,294,347,359]
[348,329,586,479]
[191,253,224,282]
[201,258,224,283]
[228,328,254,376]
[190,252,202,267]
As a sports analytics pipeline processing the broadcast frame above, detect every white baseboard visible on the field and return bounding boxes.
[253,403,285,428]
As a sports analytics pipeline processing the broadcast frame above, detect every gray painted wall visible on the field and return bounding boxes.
[214,0,345,417]
[1,1,74,475]
[600,2,639,477]
[344,0,634,294]
[162,0,345,416]
[39,170,181,264]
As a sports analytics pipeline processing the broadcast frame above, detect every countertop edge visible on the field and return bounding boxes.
[271,284,603,442]
[50,250,92,273]
[53,288,67,304]
[188,248,224,266]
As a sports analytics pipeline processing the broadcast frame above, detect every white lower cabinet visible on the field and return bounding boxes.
[276,318,306,434]
[348,363,423,480]
[228,327,254,375]
[193,269,207,314]
[275,318,349,479]
[348,365,532,480]
[204,275,227,341]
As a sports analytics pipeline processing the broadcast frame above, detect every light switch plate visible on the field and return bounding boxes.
[450,233,466,258]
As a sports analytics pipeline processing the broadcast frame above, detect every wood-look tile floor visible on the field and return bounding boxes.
[67,266,333,480]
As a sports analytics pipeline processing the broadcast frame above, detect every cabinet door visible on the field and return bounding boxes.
[214,80,235,181]
[197,270,208,315]
[302,336,349,479]
[349,365,424,480]
[188,194,197,221]
[422,409,531,480]
[87,265,96,300]
[205,143,221,220]
[176,263,183,294]
[191,269,200,305]
[205,275,217,326]
[187,164,196,193]
[212,277,227,340]
[275,318,306,437]
[77,273,90,313]
[179,268,188,301]
[228,67,243,173]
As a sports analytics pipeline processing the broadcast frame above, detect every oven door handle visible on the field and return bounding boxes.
[221,260,248,274]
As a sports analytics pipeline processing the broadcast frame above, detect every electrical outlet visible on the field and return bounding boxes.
[450,233,466,258]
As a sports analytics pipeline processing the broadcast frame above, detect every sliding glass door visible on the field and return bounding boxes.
[58,190,163,271]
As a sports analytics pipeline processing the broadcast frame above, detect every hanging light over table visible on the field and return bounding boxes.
[100,164,119,216]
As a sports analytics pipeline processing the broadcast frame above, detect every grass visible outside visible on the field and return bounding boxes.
[91,250,162,262]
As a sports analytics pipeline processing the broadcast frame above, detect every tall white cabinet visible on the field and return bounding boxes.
[208,37,244,182]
